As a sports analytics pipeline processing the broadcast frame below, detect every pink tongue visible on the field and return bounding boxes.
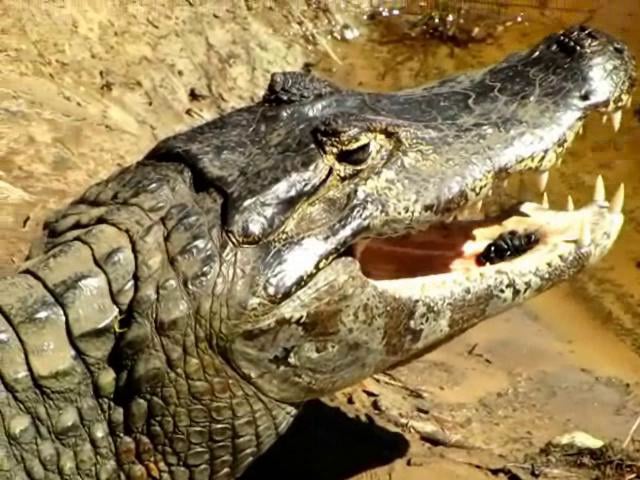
[355,225,474,280]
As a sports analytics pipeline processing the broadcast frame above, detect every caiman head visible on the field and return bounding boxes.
[154,25,636,404]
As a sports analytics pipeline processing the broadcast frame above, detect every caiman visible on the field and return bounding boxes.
[0,25,635,480]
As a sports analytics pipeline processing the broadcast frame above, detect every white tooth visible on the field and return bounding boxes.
[626,96,633,108]
[610,110,622,132]
[610,183,624,213]
[578,124,584,136]
[566,195,575,211]
[593,174,606,203]
[541,192,549,208]
[602,114,608,125]
[578,219,591,247]
[474,200,483,213]
[536,171,550,192]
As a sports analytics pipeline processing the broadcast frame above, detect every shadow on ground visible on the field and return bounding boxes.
[241,400,409,480]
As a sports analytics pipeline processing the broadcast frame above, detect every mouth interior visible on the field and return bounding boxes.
[352,208,551,280]
[351,170,618,281]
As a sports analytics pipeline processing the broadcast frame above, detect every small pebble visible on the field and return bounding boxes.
[551,431,604,449]
[335,23,360,41]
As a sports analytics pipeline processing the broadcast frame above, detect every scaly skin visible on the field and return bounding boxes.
[0,25,635,479]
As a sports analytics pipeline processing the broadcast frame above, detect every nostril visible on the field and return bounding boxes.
[586,30,599,40]
[577,25,598,40]
[614,43,626,54]
[579,91,591,102]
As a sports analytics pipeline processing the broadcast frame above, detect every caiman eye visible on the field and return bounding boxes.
[336,142,371,166]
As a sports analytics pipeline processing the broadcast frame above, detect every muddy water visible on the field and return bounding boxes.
[315,1,640,381]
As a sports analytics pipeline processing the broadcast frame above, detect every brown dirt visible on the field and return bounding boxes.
[2,1,640,479]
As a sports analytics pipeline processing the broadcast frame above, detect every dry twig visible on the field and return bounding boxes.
[623,414,640,449]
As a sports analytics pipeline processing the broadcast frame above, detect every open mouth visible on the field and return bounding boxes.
[353,179,624,281]
[350,102,631,283]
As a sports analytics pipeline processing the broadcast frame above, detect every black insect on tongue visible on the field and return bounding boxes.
[476,230,540,266]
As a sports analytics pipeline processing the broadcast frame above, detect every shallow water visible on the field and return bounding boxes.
[314,0,640,380]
